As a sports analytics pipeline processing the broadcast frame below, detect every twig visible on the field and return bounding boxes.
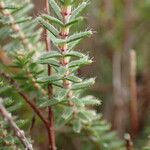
[0,98,33,150]
[44,0,56,150]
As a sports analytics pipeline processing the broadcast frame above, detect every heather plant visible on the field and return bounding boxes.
[1,0,143,150]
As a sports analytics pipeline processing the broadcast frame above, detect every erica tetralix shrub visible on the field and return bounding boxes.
[37,0,126,150]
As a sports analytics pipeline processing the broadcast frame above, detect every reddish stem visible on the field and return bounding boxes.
[44,0,56,150]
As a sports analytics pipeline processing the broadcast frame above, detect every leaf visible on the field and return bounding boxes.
[68,66,79,73]
[48,0,62,20]
[0,3,21,9]
[48,33,65,44]
[65,17,84,27]
[100,131,117,141]
[40,51,85,59]
[38,17,59,37]
[52,81,64,88]
[81,96,101,105]
[13,3,34,18]
[37,59,60,67]
[68,56,92,68]
[66,31,92,43]
[56,66,68,75]
[39,51,61,60]
[72,96,101,106]
[41,14,64,26]
[55,89,69,99]
[71,97,85,107]
[62,107,74,120]
[39,98,67,107]
[64,51,84,58]
[0,17,32,25]
[14,17,32,24]
[78,110,96,122]
[70,1,89,20]
[37,75,63,83]
[93,124,111,133]
[68,39,81,50]
[72,78,95,90]
[65,75,82,83]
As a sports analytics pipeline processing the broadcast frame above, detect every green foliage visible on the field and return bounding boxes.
[0,0,127,149]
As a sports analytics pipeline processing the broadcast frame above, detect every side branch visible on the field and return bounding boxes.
[0,99,33,150]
